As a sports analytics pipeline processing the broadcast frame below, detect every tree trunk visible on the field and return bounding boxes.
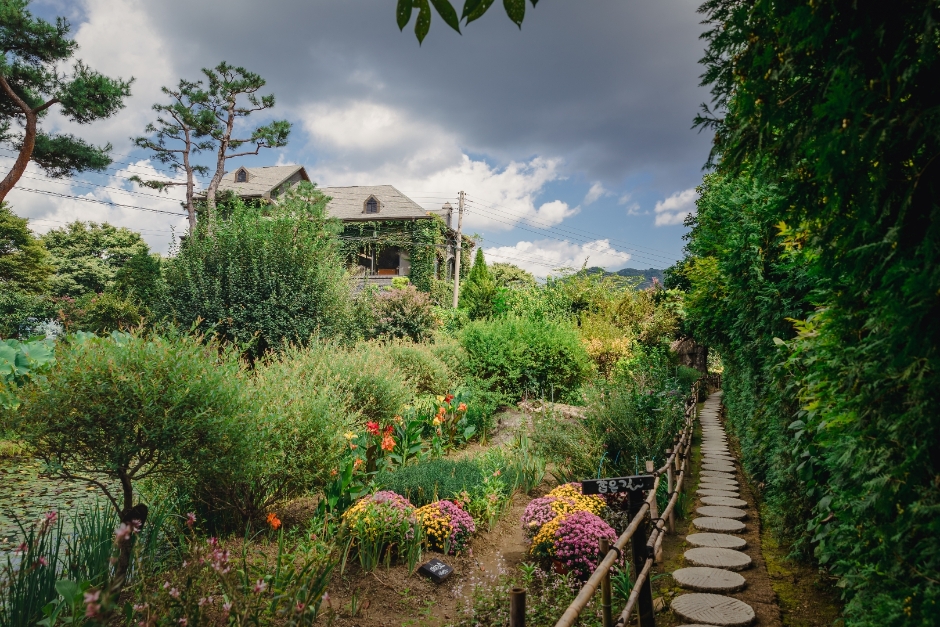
[0,77,38,204]
[205,101,236,214]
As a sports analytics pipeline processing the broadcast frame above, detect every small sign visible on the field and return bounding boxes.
[581,475,655,496]
[418,558,453,583]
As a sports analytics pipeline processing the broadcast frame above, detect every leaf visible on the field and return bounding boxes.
[414,0,432,43]
[430,0,461,32]
[396,0,413,30]
[772,337,785,346]
[464,0,495,23]
[503,0,525,27]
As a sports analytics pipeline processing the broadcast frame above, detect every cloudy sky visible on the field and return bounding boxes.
[7,0,713,276]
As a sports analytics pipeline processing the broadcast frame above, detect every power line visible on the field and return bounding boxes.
[11,187,188,217]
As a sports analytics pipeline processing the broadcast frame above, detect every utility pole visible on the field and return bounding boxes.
[451,190,465,308]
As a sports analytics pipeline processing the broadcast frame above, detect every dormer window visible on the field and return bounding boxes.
[365,196,379,214]
[235,168,248,183]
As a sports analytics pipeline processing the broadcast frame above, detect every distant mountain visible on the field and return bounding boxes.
[584,266,664,289]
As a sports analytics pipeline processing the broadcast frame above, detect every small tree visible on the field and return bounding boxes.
[131,80,215,230]
[201,62,290,213]
[0,202,50,292]
[15,332,245,583]
[460,248,499,319]
[0,0,132,203]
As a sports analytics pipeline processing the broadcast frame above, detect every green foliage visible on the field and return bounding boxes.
[14,331,245,522]
[384,341,453,395]
[375,459,485,507]
[111,249,162,311]
[0,513,65,627]
[40,221,150,298]
[459,248,500,319]
[460,315,592,403]
[395,0,541,42]
[0,0,131,199]
[370,284,437,343]
[72,291,141,334]
[685,1,940,620]
[0,204,50,292]
[192,345,352,527]
[0,289,54,338]
[490,262,536,289]
[160,183,351,358]
[0,335,54,411]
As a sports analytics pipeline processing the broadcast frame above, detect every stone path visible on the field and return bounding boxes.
[671,391,758,626]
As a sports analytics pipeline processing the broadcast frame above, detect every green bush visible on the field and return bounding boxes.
[530,412,603,484]
[383,341,453,395]
[675,365,703,391]
[0,290,55,338]
[371,285,437,343]
[160,184,351,358]
[429,337,469,378]
[74,292,141,333]
[15,331,245,579]
[375,459,485,506]
[192,347,352,527]
[459,315,592,403]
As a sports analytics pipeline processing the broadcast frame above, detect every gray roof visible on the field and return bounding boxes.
[211,165,309,198]
[320,185,433,222]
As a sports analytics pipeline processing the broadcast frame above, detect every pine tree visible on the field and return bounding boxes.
[0,0,132,203]
[460,248,498,319]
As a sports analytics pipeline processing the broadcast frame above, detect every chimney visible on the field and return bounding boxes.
[441,202,453,229]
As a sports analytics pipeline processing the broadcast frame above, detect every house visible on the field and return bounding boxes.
[209,165,469,288]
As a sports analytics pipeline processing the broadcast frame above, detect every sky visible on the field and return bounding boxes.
[5,0,714,277]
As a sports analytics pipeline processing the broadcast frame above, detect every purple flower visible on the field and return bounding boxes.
[553,511,617,580]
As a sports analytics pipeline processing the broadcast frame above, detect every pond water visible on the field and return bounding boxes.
[0,456,114,552]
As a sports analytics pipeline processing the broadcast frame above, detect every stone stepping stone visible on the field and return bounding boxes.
[697,505,747,519]
[692,517,746,533]
[697,488,740,498]
[673,567,747,593]
[686,532,747,550]
[684,547,753,571]
[703,458,735,465]
[703,464,736,473]
[701,471,737,480]
[701,496,748,508]
[671,593,755,627]
[700,481,739,491]
[701,448,731,454]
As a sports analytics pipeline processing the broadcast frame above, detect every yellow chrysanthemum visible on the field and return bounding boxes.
[530,516,563,558]
[547,484,605,516]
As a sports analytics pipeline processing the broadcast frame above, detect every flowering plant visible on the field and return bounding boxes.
[522,484,606,538]
[416,500,476,554]
[341,491,422,572]
[553,511,617,579]
[433,392,474,448]
[346,420,399,473]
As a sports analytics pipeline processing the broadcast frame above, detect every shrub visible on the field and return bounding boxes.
[73,292,141,333]
[460,316,592,403]
[15,331,246,581]
[429,337,469,378]
[384,341,453,395]
[0,290,55,338]
[416,500,475,554]
[191,347,353,527]
[371,285,437,342]
[551,511,617,579]
[160,184,351,358]
[530,412,604,484]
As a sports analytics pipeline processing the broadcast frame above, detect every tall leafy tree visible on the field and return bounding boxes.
[40,221,150,297]
[201,62,290,213]
[0,0,132,203]
[460,248,499,319]
[131,80,215,231]
[0,202,49,291]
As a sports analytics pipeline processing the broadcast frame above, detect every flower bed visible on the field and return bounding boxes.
[416,500,475,554]
[341,491,421,572]
[521,483,606,537]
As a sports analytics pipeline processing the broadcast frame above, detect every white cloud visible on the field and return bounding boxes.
[653,187,697,226]
[299,100,577,230]
[618,192,641,215]
[583,182,608,205]
[4,157,190,254]
[483,239,631,279]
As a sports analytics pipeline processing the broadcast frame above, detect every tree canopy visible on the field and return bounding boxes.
[396,0,541,43]
[0,0,132,202]
[0,202,49,292]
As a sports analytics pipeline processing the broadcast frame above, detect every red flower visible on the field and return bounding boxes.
[444,394,455,403]
[384,424,394,436]
[366,421,380,436]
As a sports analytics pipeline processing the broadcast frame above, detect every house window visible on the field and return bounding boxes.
[365,197,379,213]
[235,169,247,183]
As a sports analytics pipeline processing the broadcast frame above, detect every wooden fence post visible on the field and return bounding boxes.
[629,493,656,627]
[510,587,526,627]
[600,538,613,627]
[645,460,661,562]
[666,448,675,534]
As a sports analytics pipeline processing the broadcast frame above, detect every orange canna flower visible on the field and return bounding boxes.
[381,434,395,452]
[457,403,467,412]
[266,512,281,530]
[353,458,364,470]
